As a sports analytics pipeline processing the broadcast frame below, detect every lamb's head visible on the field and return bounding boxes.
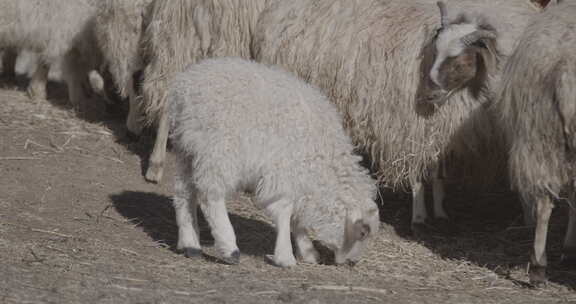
[300,195,380,266]
[335,204,380,265]
[424,1,500,106]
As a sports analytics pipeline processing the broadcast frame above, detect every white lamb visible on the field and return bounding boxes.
[168,58,380,267]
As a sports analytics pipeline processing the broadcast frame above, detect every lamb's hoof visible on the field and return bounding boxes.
[145,162,164,183]
[266,254,297,268]
[181,247,202,258]
[529,265,547,287]
[299,253,319,265]
[220,250,240,265]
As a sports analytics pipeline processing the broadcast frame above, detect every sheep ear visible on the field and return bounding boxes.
[531,0,560,9]
[468,33,500,99]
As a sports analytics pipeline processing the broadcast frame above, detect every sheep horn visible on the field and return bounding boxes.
[461,30,496,46]
[437,1,449,28]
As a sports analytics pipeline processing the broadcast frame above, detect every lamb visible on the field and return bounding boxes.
[141,0,269,183]
[168,57,380,267]
[0,0,103,110]
[494,0,576,285]
[251,0,538,231]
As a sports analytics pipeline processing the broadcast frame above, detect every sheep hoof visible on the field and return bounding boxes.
[145,163,164,183]
[27,85,47,101]
[560,250,576,268]
[125,130,140,142]
[15,75,28,90]
[528,265,547,287]
[182,247,203,258]
[220,250,240,265]
[410,223,429,238]
[429,218,458,236]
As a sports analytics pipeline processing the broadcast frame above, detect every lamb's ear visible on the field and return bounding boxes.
[353,220,371,241]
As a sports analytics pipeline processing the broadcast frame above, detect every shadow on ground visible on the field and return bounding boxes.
[109,191,276,260]
[377,183,576,289]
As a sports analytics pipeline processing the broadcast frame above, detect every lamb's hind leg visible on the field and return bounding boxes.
[199,190,240,264]
[529,195,553,286]
[173,156,201,258]
[265,197,296,267]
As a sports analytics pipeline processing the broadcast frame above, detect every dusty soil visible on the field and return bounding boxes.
[0,80,575,304]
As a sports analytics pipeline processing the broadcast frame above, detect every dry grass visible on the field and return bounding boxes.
[0,80,575,303]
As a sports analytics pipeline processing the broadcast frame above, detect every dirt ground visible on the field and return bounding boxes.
[0,79,575,304]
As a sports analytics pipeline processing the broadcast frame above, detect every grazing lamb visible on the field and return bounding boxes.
[0,0,103,110]
[252,0,537,231]
[494,0,576,285]
[169,58,380,267]
[141,0,269,183]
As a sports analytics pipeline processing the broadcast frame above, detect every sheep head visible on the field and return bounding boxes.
[424,1,500,107]
[333,204,380,266]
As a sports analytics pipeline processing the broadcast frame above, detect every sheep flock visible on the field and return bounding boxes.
[0,0,574,288]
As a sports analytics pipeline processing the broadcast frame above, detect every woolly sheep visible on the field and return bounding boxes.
[0,0,103,110]
[93,0,154,135]
[252,0,537,231]
[494,0,576,285]
[168,58,380,267]
[14,49,64,95]
[141,0,269,183]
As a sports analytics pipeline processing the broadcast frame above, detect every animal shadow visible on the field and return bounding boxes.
[109,191,276,261]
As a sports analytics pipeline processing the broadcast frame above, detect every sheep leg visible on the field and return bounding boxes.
[0,49,4,74]
[521,199,536,226]
[199,192,240,264]
[432,164,448,219]
[27,63,48,101]
[173,157,201,258]
[529,195,553,286]
[411,179,428,231]
[61,53,89,114]
[265,198,297,267]
[125,76,145,137]
[145,109,168,183]
[562,205,576,264]
[294,227,319,264]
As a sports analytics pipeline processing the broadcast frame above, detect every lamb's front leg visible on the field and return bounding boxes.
[266,198,296,267]
[294,228,319,264]
[200,192,240,264]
